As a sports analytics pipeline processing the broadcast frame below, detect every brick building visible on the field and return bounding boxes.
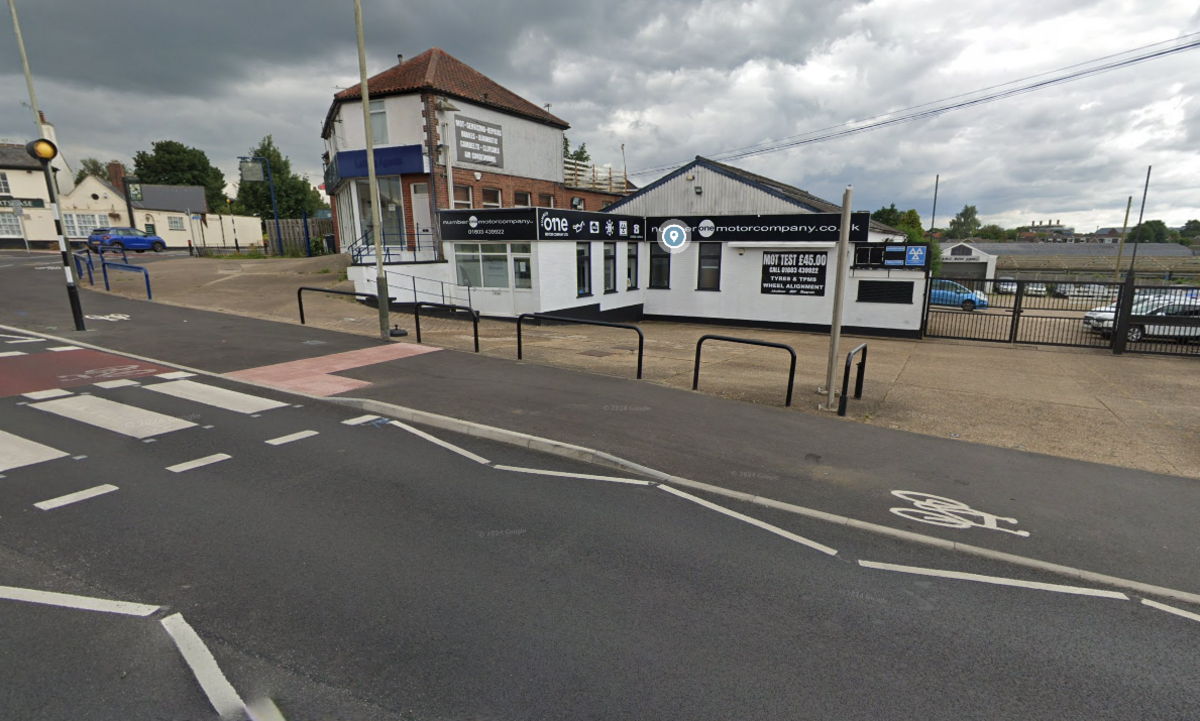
[320,48,630,259]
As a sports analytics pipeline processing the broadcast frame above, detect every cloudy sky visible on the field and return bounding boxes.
[3,0,1198,231]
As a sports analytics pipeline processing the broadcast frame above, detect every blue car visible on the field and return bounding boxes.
[930,279,989,311]
[87,227,167,253]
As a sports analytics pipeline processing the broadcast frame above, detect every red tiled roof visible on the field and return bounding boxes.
[333,48,569,129]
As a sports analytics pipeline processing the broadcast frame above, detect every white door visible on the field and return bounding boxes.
[411,183,432,250]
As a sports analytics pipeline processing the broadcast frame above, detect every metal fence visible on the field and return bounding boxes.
[924,277,1200,356]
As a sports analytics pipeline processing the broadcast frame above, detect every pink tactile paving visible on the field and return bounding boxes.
[224,343,439,396]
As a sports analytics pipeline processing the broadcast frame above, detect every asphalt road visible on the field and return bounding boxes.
[2,335,1200,719]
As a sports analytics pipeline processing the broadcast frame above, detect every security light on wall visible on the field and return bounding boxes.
[474,172,482,180]
[694,186,702,195]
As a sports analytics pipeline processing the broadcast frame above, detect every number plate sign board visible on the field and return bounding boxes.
[536,209,645,241]
[761,251,827,296]
[455,116,504,168]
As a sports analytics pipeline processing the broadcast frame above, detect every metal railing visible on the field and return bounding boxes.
[838,343,868,417]
[413,302,480,352]
[348,230,439,265]
[517,313,644,379]
[693,335,796,407]
[102,261,152,300]
[97,246,128,264]
[297,287,395,325]
[72,251,93,285]
[384,268,470,308]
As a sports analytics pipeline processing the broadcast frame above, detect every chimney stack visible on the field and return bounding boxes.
[397,54,404,64]
[108,160,126,194]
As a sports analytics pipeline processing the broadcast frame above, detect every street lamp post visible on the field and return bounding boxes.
[27,139,85,331]
[240,155,282,256]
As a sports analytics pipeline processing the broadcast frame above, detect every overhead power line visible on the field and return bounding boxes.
[629,32,1200,177]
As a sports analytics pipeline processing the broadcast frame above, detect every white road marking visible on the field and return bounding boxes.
[858,561,1129,599]
[342,414,379,426]
[31,395,196,438]
[4,338,45,344]
[160,613,247,718]
[22,388,73,400]
[0,429,69,473]
[94,379,140,389]
[389,420,489,464]
[0,584,158,616]
[0,351,26,358]
[493,465,651,485]
[146,379,289,414]
[35,484,120,510]
[155,371,195,379]
[659,485,839,556]
[247,697,288,721]
[167,454,231,473]
[1142,598,1200,624]
[265,430,318,446]
[47,346,82,352]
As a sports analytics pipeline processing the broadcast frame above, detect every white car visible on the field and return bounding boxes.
[1084,300,1200,342]
[1025,283,1048,296]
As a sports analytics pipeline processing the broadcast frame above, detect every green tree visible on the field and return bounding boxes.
[896,209,924,242]
[1180,219,1200,238]
[871,203,903,228]
[947,205,981,239]
[562,135,591,163]
[1128,219,1170,243]
[74,157,127,186]
[234,135,328,221]
[977,223,1007,240]
[133,140,226,211]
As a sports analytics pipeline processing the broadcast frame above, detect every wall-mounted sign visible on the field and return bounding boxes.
[455,116,504,168]
[761,250,827,296]
[944,255,981,262]
[648,212,871,244]
[440,209,537,241]
[1,196,45,209]
[853,243,931,269]
[536,208,645,241]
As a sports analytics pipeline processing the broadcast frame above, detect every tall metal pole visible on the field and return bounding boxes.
[824,186,853,410]
[123,176,138,229]
[1112,196,1132,281]
[928,174,939,240]
[7,0,44,137]
[27,141,84,330]
[1128,165,1152,272]
[263,156,282,256]
[353,0,390,340]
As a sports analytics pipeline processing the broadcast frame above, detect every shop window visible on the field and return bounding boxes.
[538,193,555,208]
[627,242,639,289]
[513,245,532,289]
[514,191,532,207]
[454,243,509,288]
[168,216,186,231]
[453,185,473,209]
[649,243,670,289]
[577,242,592,296]
[482,188,502,208]
[369,99,388,144]
[603,242,617,293]
[697,243,721,290]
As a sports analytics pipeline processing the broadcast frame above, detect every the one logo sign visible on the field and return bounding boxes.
[468,215,479,228]
[698,219,716,238]
[906,246,926,266]
[658,219,691,255]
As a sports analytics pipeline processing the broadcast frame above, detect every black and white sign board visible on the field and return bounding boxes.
[536,208,645,240]
[455,116,504,168]
[761,251,827,296]
[647,212,871,244]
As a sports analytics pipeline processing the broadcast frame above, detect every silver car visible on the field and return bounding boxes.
[1084,300,1200,342]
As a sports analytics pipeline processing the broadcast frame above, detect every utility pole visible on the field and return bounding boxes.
[1112,196,1132,281]
[928,174,939,241]
[8,0,44,138]
[823,186,853,410]
[1127,165,1152,273]
[353,0,394,340]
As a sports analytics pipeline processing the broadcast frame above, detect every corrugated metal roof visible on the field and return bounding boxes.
[940,241,1193,257]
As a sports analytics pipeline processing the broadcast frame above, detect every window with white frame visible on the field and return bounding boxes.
[513,191,532,207]
[0,172,9,194]
[369,99,388,144]
[453,185,473,209]
[454,243,509,288]
[0,213,22,238]
[168,216,186,231]
[481,188,502,208]
[63,213,102,238]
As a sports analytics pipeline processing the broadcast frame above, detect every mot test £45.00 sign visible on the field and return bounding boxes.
[761,251,827,296]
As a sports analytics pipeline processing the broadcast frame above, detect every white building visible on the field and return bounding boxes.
[0,143,56,249]
[351,157,931,338]
[938,241,999,280]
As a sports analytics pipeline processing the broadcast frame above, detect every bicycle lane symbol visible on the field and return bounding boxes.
[889,491,1030,537]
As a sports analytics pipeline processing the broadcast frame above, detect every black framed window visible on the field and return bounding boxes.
[603,242,617,293]
[697,242,721,290]
[576,242,592,296]
[649,243,670,289]
[627,242,639,289]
